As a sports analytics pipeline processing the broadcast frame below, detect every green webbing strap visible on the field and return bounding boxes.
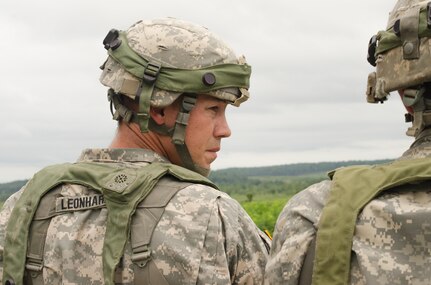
[108,89,134,123]
[136,77,155,132]
[3,161,216,285]
[376,5,431,56]
[24,187,62,285]
[298,236,316,285]
[399,5,421,59]
[171,94,197,173]
[131,177,189,285]
[108,32,251,93]
[108,90,174,136]
[312,157,431,285]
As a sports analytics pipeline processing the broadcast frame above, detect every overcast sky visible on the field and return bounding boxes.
[0,0,410,183]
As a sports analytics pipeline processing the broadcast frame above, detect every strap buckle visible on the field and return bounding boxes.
[131,246,151,268]
[143,62,161,84]
[172,94,196,145]
[181,94,196,112]
[25,255,44,276]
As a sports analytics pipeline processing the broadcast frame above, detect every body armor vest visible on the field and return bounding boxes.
[2,161,217,285]
[299,157,431,285]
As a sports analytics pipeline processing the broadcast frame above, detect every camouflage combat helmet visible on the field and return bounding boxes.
[366,0,431,136]
[99,18,251,175]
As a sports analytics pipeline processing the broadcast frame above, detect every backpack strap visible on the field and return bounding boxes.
[22,176,192,285]
[298,235,316,285]
[313,157,431,285]
[24,187,62,285]
[130,176,192,285]
[3,161,216,285]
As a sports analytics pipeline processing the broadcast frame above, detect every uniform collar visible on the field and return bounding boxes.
[77,148,170,164]
[400,128,431,160]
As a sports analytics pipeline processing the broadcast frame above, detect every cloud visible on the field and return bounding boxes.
[0,0,410,183]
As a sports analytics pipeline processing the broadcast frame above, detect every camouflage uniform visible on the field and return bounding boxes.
[0,148,270,285]
[265,130,431,285]
[265,1,431,284]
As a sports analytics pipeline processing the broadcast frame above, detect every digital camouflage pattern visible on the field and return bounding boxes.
[100,18,247,107]
[367,0,431,102]
[128,18,237,69]
[265,131,431,284]
[0,148,270,285]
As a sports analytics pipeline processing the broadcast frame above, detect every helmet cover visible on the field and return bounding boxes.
[100,18,250,107]
[366,0,431,102]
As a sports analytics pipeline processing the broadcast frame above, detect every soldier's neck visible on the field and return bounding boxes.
[110,122,169,158]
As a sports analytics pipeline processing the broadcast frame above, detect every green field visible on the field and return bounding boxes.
[216,174,327,234]
[238,196,290,234]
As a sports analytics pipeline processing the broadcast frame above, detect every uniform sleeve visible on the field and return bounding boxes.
[193,190,270,285]
[219,193,270,285]
[148,184,269,285]
[264,180,331,285]
[0,188,25,283]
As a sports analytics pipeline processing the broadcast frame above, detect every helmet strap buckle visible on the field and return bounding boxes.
[171,94,196,145]
[405,87,427,137]
[142,62,161,84]
[135,62,161,133]
[170,94,203,174]
[107,89,133,122]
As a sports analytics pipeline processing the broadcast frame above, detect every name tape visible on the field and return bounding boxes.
[56,194,106,213]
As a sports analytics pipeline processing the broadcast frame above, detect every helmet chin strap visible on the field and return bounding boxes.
[403,87,431,137]
[170,94,210,177]
[108,90,211,176]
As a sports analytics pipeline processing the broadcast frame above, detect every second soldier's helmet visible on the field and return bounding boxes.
[99,18,250,175]
[366,0,431,136]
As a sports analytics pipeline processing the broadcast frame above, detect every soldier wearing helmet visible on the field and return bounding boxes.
[265,1,431,284]
[99,18,251,177]
[0,18,270,285]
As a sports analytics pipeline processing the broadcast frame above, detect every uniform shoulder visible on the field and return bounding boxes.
[272,179,331,242]
[289,179,332,205]
[175,183,251,224]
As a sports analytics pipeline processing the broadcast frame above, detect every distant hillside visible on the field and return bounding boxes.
[0,159,394,201]
[0,180,27,201]
[209,159,393,184]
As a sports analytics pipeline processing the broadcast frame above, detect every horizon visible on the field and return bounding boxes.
[0,157,396,185]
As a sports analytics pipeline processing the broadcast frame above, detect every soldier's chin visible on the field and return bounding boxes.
[193,163,211,177]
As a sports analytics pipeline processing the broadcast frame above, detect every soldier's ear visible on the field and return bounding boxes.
[149,107,166,125]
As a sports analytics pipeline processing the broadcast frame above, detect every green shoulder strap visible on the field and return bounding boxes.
[128,176,193,285]
[2,161,216,285]
[312,157,431,285]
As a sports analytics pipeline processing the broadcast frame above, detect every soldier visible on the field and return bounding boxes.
[0,18,270,285]
[265,1,431,284]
